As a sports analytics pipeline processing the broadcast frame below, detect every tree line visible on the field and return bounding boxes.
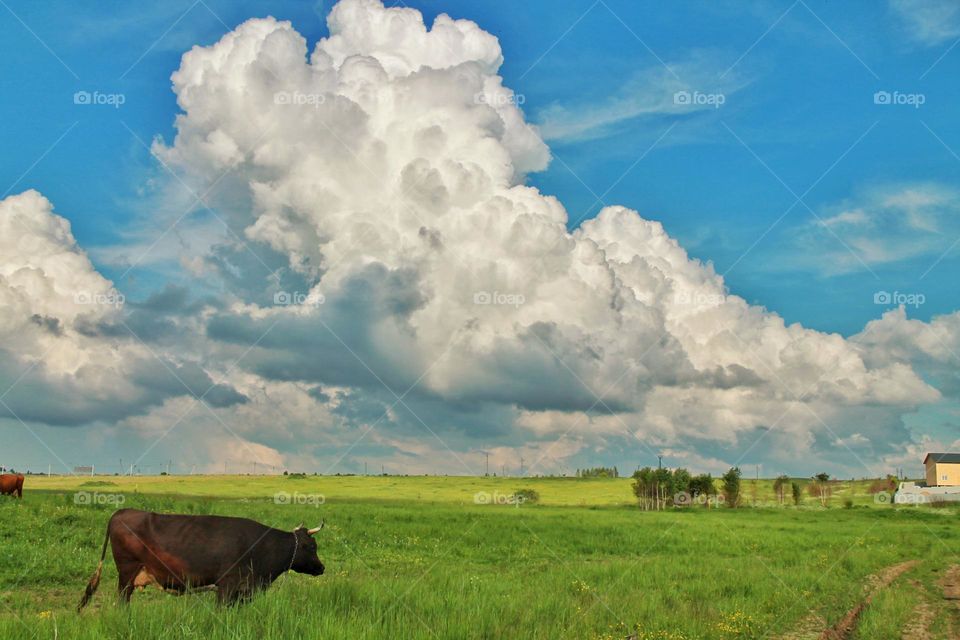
[632,467,848,509]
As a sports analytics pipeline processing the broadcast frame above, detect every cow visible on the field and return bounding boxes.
[0,474,23,498]
[77,509,325,610]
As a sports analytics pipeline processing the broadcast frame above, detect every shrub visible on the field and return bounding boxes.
[513,488,540,504]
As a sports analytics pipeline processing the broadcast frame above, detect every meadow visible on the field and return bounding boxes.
[0,475,958,639]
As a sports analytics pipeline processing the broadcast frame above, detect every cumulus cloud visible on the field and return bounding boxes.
[3,0,955,476]
[855,307,960,399]
[0,190,245,428]
[142,0,941,474]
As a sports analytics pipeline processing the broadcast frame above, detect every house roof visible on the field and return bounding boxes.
[923,452,960,464]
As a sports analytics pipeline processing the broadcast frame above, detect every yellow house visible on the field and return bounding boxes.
[924,453,960,487]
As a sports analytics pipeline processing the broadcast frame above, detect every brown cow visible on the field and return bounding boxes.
[78,509,325,610]
[0,474,23,498]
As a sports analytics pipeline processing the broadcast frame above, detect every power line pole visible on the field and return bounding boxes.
[485,452,489,477]
[520,456,525,476]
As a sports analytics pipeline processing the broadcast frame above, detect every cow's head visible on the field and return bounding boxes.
[291,522,325,576]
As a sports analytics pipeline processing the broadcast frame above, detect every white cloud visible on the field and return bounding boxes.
[890,0,960,46]
[791,183,960,273]
[3,0,957,476]
[143,0,940,473]
[535,53,750,142]
[0,190,247,428]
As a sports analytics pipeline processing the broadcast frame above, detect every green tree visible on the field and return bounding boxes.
[811,473,831,507]
[791,481,802,506]
[632,467,656,510]
[722,467,742,508]
[671,468,692,505]
[689,473,716,507]
[632,467,682,510]
[773,475,790,505]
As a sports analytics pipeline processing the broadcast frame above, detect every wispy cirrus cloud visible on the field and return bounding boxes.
[790,183,960,274]
[534,52,752,143]
[889,0,960,46]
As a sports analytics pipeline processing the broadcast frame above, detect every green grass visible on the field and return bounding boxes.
[0,477,958,639]
[20,474,904,507]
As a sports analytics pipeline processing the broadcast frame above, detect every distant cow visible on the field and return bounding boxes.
[0,474,23,498]
[77,509,325,610]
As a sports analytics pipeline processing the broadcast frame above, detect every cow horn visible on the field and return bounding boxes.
[294,522,304,531]
[306,521,325,535]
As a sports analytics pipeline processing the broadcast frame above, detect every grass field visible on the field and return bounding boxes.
[1,475,958,639]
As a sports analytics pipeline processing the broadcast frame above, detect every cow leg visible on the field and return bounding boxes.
[116,563,141,603]
[217,577,254,606]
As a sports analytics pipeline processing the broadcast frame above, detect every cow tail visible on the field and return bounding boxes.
[77,524,110,612]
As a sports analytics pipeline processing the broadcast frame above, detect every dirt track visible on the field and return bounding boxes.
[816,560,919,640]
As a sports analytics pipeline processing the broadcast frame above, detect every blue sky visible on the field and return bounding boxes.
[2,0,959,477]
[3,0,959,335]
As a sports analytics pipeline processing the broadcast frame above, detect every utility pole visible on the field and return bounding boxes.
[364,462,367,476]
[520,456,525,477]
[486,452,490,477]
[657,454,662,469]
[381,464,384,475]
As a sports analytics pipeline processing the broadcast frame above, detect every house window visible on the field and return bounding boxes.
[944,475,950,481]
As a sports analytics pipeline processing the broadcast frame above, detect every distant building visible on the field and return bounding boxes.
[923,453,960,487]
